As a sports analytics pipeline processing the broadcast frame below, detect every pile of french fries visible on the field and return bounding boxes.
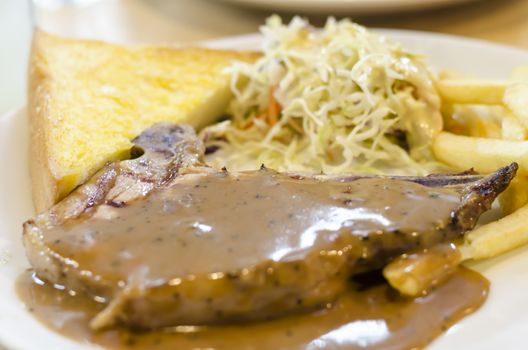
[434,67,528,261]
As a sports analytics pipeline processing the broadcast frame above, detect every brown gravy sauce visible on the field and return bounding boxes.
[17,267,488,350]
[31,172,469,328]
[21,171,490,348]
[43,173,460,287]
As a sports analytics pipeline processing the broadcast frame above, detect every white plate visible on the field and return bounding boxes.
[220,0,479,15]
[1,30,528,350]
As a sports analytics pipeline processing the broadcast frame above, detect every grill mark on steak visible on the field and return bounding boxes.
[22,123,517,330]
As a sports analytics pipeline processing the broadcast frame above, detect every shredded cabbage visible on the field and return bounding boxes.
[201,16,444,175]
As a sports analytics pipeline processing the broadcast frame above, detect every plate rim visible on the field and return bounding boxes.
[201,28,528,56]
[218,0,481,15]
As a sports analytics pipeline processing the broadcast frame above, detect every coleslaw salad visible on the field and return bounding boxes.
[202,16,444,175]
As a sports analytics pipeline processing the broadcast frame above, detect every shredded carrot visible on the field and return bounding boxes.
[267,87,281,126]
[241,120,254,130]
[241,88,281,130]
[241,111,265,130]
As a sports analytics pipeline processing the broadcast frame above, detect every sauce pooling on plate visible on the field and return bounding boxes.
[17,267,488,350]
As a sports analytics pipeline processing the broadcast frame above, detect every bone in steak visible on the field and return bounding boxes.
[22,123,517,330]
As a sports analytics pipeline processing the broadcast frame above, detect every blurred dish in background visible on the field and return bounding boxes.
[220,0,480,15]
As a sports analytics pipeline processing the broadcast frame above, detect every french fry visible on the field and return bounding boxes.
[460,105,502,138]
[501,110,527,141]
[498,175,528,215]
[433,132,528,174]
[436,79,508,105]
[503,82,528,129]
[442,104,502,138]
[461,203,528,260]
[435,67,528,263]
[383,244,461,297]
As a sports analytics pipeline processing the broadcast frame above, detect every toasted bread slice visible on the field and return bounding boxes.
[28,30,258,212]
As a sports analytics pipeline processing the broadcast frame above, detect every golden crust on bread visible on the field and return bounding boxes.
[28,30,258,212]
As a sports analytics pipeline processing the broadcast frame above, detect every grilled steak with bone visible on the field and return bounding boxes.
[23,123,517,330]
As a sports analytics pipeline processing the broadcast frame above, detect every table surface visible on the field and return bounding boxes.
[2,0,528,116]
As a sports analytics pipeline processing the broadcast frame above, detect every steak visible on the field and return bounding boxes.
[22,123,517,330]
